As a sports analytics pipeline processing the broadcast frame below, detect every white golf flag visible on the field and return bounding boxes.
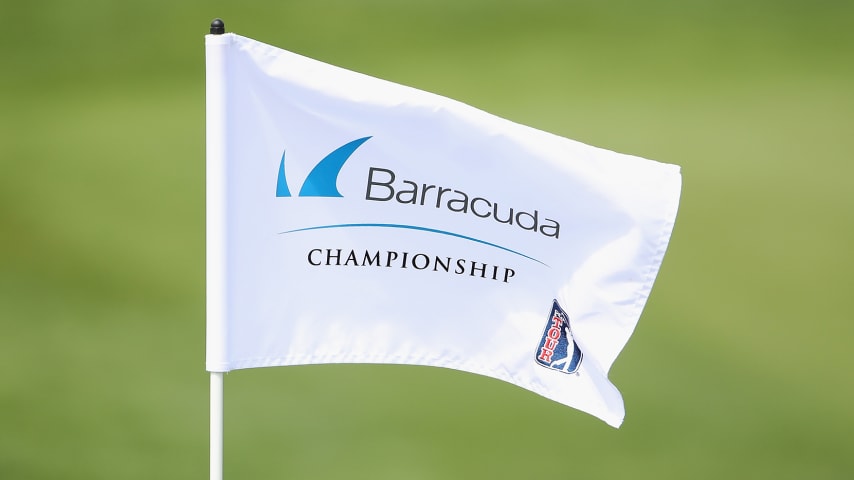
[205,32,681,427]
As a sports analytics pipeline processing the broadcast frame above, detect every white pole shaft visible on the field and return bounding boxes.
[206,30,230,480]
[211,372,224,480]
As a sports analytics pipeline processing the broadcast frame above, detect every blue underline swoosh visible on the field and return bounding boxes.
[278,223,548,266]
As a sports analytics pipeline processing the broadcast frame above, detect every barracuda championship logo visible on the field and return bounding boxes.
[535,300,583,374]
[275,136,566,284]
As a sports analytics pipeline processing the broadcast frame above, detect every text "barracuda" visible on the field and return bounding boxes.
[364,167,561,239]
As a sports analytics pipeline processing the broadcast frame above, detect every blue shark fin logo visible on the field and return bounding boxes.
[535,300,583,374]
[276,136,372,198]
[276,150,292,197]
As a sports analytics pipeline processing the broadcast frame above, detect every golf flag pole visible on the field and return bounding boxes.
[206,18,227,480]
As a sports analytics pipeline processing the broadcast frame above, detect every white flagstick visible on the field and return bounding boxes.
[211,372,224,480]
[206,18,228,480]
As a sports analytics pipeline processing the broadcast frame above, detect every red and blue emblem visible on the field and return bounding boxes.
[535,300,583,374]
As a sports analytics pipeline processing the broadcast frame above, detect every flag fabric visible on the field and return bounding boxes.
[205,32,681,427]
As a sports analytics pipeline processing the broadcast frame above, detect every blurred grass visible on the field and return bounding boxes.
[1,0,853,478]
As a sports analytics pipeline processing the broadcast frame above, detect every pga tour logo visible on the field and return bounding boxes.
[535,300,583,374]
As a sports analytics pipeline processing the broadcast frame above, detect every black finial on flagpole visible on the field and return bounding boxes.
[210,18,225,35]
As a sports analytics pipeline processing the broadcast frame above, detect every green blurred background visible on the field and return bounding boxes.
[2,0,852,478]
